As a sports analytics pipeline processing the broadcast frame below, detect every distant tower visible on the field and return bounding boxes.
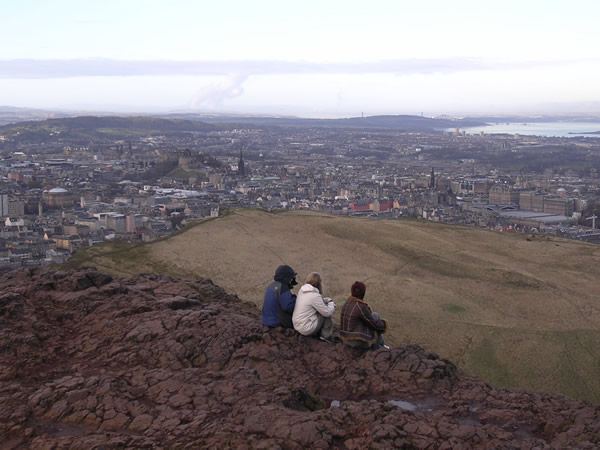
[0,193,7,217]
[430,167,436,189]
[238,149,245,177]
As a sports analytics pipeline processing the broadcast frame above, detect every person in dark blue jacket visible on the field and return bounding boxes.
[261,265,298,328]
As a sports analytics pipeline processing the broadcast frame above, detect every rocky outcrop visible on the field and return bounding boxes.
[0,268,598,448]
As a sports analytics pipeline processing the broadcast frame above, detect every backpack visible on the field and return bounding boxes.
[273,282,293,329]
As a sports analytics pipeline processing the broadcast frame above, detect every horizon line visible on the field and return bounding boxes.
[1,57,598,79]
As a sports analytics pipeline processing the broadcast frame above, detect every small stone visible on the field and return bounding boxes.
[169,394,191,408]
[129,414,154,431]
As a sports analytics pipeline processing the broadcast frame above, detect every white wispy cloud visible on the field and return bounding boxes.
[189,74,248,109]
[0,58,596,79]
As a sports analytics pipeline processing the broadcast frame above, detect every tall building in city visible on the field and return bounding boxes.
[0,193,8,217]
[489,185,520,204]
[8,200,25,217]
[238,149,245,177]
[519,192,573,216]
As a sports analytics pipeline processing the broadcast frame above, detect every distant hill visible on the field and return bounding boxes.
[0,115,219,142]
[0,105,71,126]
[67,209,600,403]
[0,113,488,144]
[4,107,600,133]
[157,113,487,131]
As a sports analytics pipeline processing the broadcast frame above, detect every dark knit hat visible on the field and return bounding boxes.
[351,281,366,299]
[274,265,297,286]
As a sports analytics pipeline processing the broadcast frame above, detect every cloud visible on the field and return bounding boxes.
[0,57,597,79]
[189,74,248,109]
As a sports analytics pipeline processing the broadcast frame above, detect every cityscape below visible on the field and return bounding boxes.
[1,112,600,270]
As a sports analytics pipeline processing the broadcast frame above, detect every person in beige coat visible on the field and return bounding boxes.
[292,272,335,338]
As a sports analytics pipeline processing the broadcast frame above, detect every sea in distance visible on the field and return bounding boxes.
[445,122,600,138]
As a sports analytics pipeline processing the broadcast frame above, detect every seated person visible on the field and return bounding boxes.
[261,265,298,328]
[292,272,335,339]
[340,281,388,350]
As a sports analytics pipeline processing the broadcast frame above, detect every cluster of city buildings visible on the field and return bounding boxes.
[1,121,600,269]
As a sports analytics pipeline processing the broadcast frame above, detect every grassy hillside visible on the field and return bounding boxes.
[67,209,600,402]
[0,115,219,142]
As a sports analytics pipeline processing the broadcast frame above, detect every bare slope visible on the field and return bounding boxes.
[71,209,600,402]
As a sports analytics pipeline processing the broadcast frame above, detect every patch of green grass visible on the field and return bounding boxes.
[461,327,600,403]
[63,240,156,277]
[469,337,515,387]
[95,128,149,136]
[167,167,206,178]
[64,241,140,268]
[550,330,600,403]
[442,304,467,314]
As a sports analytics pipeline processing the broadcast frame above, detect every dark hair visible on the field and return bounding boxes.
[351,281,366,299]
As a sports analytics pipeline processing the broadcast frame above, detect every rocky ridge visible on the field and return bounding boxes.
[0,268,599,448]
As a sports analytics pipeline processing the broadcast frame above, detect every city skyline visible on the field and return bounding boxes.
[2,0,600,116]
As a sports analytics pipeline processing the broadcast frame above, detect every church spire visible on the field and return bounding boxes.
[238,148,245,177]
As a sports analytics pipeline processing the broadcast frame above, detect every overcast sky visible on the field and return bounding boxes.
[1,0,599,117]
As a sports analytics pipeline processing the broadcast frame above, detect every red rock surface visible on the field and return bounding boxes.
[0,267,599,448]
